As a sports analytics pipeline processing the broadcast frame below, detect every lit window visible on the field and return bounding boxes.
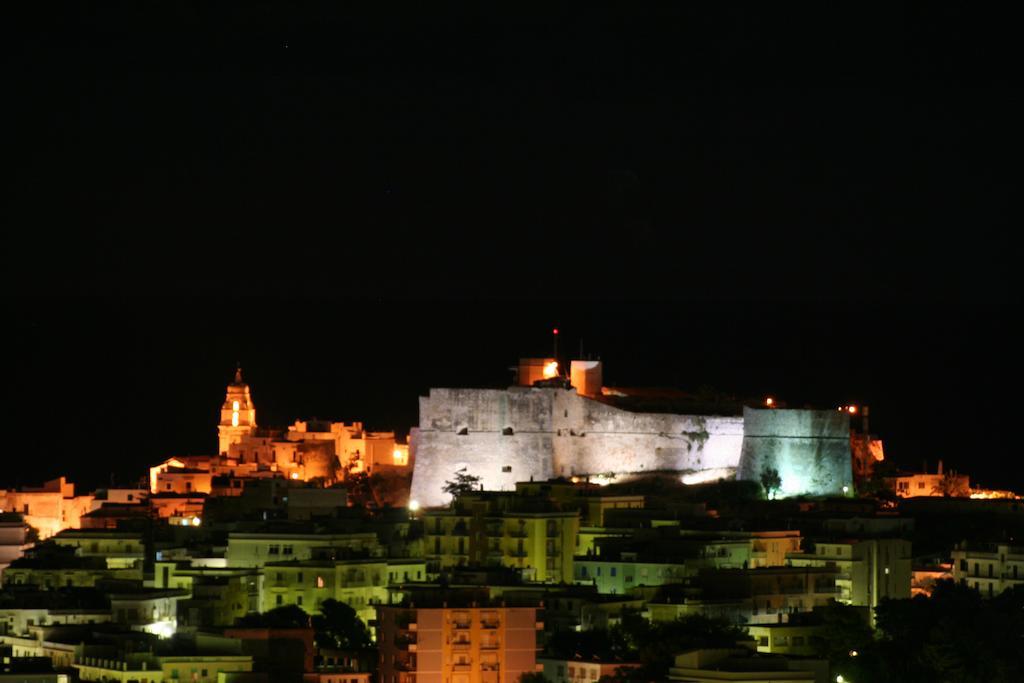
[317,576,325,588]
[232,411,239,427]
[233,401,240,411]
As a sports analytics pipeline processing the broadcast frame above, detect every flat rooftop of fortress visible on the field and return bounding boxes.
[429,383,747,416]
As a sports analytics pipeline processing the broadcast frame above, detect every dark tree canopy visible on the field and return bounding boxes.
[235,604,310,629]
[818,582,1024,683]
[312,598,373,650]
[759,466,782,500]
[545,611,746,681]
[442,467,482,500]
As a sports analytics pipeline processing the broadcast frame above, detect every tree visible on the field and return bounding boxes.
[234,604,310,629]
[544,611,745,681]
[517,674,553,683]
[312,598,372,650]
[442,467,482,501]
[759,465,782,500]
[345,470,383,508]
[932,471,969,498]
[858,458,898,500]
[821,581,1024,683]
[809,601,874,664]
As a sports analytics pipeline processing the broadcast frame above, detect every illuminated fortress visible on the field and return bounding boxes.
[409,359,854,507]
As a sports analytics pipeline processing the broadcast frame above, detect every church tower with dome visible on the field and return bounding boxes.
[218,366,256,454]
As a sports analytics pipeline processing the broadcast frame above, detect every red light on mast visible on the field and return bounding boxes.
[553,328,559,335]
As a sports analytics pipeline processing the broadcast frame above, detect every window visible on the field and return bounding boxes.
[283,545,294,556]
[502,465,512,472]
[610,567,617,577]
[269,545,280,555]
[317,576,325,588]
[758,636,769,646]
[298,572,304,583]
[297,596,303,606]
[276,595,283,606]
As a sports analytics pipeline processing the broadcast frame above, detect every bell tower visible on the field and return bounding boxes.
[218,366,256,454]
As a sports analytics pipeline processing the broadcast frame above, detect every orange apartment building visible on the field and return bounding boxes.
[377,597,542,683]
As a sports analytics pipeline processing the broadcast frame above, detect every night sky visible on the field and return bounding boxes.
[3,5,1018,491]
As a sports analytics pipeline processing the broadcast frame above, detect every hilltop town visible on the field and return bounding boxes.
[1,363,1021,683]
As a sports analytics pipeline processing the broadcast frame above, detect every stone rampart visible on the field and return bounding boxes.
[410,387,743,507]
[410,389,854,507]
[736,407,853,496]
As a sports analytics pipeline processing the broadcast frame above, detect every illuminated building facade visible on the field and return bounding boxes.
[787,538,912,613]
[951,543,1024,597]
[0,478,94,541]
[423,495,579,583]
[219,367,257,455]
[262,557,427,624]
[225,532,383,568]
[410,361,854,508]
[377,601,542,683]
[886,460,970,498]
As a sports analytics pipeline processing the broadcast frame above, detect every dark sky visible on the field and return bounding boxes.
[2,4,1019,491]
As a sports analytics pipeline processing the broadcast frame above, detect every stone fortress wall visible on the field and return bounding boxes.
[411,386,853,508]
[409,385,815,507]
[736,406,853,497]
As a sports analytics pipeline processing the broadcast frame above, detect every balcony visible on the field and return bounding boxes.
[481,620,500,630]
[452,640,471,650]
[395,634,417,651]
[507,528,529,538]
[546,527,560,538]
[394,656,416,672]
[510,549,528,558]
[480,641,500,650]
[396,614,418,631]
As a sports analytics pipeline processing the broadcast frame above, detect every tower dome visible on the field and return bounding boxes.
[218,365,256,454]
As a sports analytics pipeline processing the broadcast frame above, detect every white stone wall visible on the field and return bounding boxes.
[410,387,744,507]
[736,407,853,496]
